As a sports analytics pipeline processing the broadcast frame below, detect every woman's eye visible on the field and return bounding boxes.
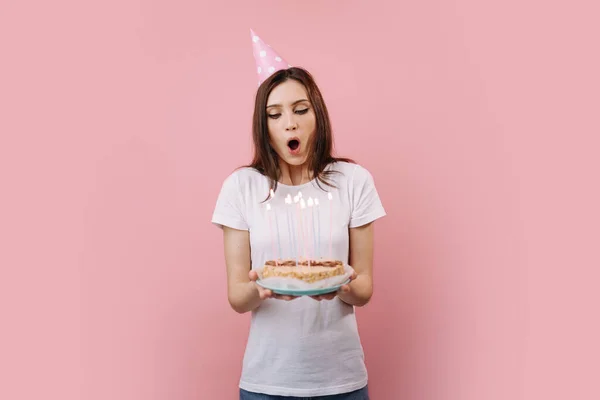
[268,113,281,119]
[295,108,309,115]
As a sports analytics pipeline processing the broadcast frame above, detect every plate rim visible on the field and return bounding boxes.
[255,278,351,296]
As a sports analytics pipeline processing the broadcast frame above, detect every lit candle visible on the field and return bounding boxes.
[328,192,333,259]
[266,203,278,265]
[293,195,301,266]
[314,198,320,259]
[307,197,316,260]
[300,197,308,266]
[285,194,295,260]
[269,189,282,262]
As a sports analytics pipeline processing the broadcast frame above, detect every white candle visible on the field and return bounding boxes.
[266,203,278,265]
[285,194,294,260]
[293,195,301,266]
[328,192,333,259]
[307,197,316,260]
[300,197,308,266]
[314,198,320,259]
[269,189,282,261]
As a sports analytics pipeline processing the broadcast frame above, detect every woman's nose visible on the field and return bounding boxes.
[285,113,298,131]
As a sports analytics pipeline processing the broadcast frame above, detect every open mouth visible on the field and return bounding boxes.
[287,138,300,152]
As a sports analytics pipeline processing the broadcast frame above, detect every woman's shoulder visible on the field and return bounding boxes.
[220,166,265,184]
[328,160,374,181]
[216,166,269,199]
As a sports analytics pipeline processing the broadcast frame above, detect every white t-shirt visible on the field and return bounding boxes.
[211,161,386,397]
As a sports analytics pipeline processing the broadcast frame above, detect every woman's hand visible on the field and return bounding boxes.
[309,270,358,301]
[249,270,299,301]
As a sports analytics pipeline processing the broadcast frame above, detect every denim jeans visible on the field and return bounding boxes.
[239,385,369,400]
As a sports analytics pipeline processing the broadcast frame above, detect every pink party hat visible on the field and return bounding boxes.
[250,29,292,86]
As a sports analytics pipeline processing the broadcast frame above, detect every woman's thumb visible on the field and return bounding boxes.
[249,270,258,281]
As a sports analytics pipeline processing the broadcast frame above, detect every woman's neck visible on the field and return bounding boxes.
[278,162,312,186]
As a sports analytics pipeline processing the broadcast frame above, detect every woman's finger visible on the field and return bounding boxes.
[339,284,351,293]
[280,294,298,301]
[249,270,258,281]
[310,293,336,301]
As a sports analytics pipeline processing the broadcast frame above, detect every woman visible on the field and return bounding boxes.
[212,65,385,399]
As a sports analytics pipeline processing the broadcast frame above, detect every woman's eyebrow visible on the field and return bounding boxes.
[266,99,309,109]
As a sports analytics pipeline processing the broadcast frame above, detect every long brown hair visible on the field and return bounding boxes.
[246,67,354,198]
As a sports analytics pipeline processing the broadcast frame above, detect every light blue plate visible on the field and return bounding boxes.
[256,278,351,296]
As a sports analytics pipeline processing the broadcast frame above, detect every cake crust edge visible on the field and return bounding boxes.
[261,258,345,283]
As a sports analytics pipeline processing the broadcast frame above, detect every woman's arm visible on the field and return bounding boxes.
[337,222,375,307]
[222,226,263,313]
[223,226,298,313]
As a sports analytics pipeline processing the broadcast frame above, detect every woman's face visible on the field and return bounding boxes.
[266,79,316,167]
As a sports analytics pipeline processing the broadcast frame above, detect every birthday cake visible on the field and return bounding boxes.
[261,259,345,283]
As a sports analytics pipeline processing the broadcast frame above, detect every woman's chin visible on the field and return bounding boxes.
[282,154,307,166]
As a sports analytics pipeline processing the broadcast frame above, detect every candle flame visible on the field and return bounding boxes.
[300,198,306,209]
[314,198,320,206]
[327,192,333,200]
[269,188,275,199]
[307,197,314,207]
[298,191,303,198]
[266,203,272,211]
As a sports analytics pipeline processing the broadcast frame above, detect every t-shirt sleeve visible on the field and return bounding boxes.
[211,172,248,231]
[349,164,386,228]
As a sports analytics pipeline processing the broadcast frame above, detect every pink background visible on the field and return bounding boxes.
[1,1,599,399]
